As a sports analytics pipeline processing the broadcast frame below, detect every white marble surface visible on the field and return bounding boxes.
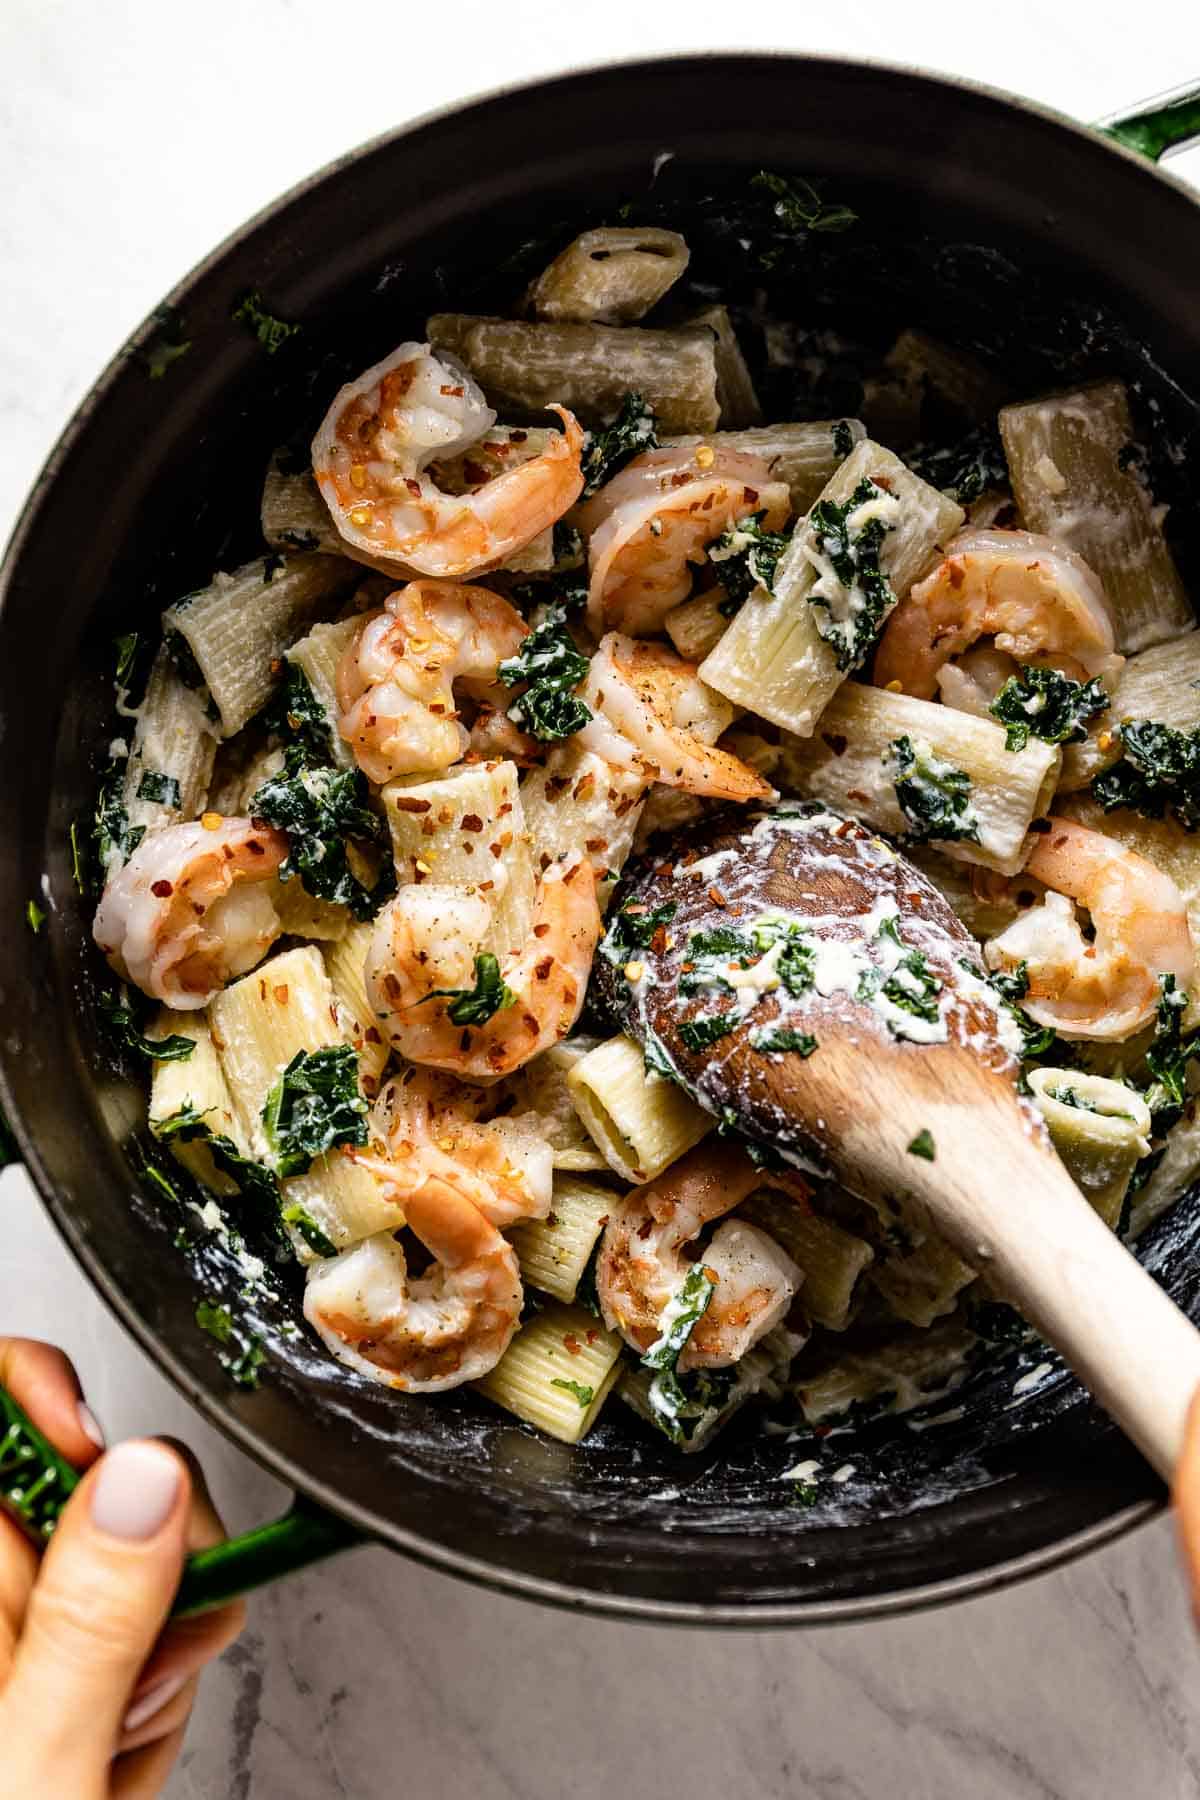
[3,3,1200,1795]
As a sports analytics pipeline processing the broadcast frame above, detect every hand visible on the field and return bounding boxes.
[1174,1387,1200,1625]
[0,1338,245,1798]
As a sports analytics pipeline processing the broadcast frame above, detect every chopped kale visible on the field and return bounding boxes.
[907,1128,936,1161]
[889,735,981,845]
[69,821,86,894]
[262,1046,368,1178]
[805,478,898,671]
[750,1024,818,1057]
[831,419,855,460]
[750,171,858,236]
[642,1027,683,1085]
[136,770,182,809]
[690,925,756,959]
[1046,1084,1135,1122]
[989,665,1108,754]
[425,952,515,1028]
[861,914,941,1028]
[1091,719,1200,832]
[228,1336,266,1388]
[282,1202,339,1258]
[678,1013,737,1052]
[580,392,657,497]
[679,924,755,996]
[498,607,592,741]
[195,1299,234,1344]
[550,1378,595,1407]
[708,512,791,615]
[552,522,585,571]
[262,663,335,763]
[114,632,140,686]
[908,425,1009,506]
[25,899,45,934]
[151,1102,213,1140]
[250,746,391,921]
[163,627,207,691]
[983,961,1059,1062]
[93,759,144,872]
[752,916,816,998]
[642,1263,717,1444]
[99,991,195,1063]
[143,308,192,380]
[232,290,301,355]
[1141,973,1200,1132]
[599,900,677,966]
[206,1137,285,1228]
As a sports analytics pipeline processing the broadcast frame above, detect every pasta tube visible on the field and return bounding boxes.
[682,304,761,428]
[662,419,866,513]
[148,1009,243,1198]
[738,1190,873,1331]
[475,1301,625,1443]
[427,314,720,433]
[1028,1067,1152,1231]
[868,1235,976,1329]
[620,1326,796,1452]
[509,1176,615,1302]
[122,647,218,846]
[699,439,964,736]
[495,1038,610,1172]
[999,380,1191,653]
[566,1033,711,1183]
[774,684,1061,876]
[1060,630,1200,790]
[525,226,690,325]
[323,921,391,1093]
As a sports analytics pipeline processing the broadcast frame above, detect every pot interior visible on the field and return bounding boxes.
[4,57,1200,1618]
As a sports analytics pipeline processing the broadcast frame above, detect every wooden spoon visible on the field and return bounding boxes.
[598,801,1200,1480]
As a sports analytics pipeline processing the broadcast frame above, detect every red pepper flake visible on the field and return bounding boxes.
[273,985,289,1005]
[650,926,668,955]
[545,776,570,801]
[393,796,432,814]
[654,861,674,879]
[150,879,173,898]
[834,819,855,838]
[846,788,872,806]
[533,955,554,981]
[585,836,607,854]
[708,886,728,908]
[586,1328,598,1345]
[573,772,596,802]
[564,1334,582,1356]
[366,1027,382,1044]
[533,922,550,938]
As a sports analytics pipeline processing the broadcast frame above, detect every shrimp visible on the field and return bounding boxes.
[597,1141,804,1369]
[365,858,602,1080]
[576,444,790,636]
[576,633,775,803]
[92,817,287,1008]
[312,341,584,579]
[873,527,1122,700]
[984,818,1195,1039]
[335,578,529,783]
[369,1067,552,1228]
[303,1182,522,1391]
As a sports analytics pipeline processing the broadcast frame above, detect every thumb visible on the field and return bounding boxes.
[7,1439,189,1764]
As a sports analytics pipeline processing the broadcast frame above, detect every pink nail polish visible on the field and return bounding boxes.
[90,1442,181,1541]
[123,1673,187,1734]
[77,1402,105,1449]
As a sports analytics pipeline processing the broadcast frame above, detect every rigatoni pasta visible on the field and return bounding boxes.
[566,1034,711,1182]
[525,227,690,325]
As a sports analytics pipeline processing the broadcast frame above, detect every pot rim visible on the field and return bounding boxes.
[1,49,1192,1625]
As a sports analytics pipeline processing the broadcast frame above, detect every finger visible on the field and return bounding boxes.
[0,1516,38,1678]
[1172,1386,1200,1622]
[112,1721,190,1800]
[119,1670,199,1756]
[122,1439,246,1707]
[0,1336,106,1467]
[6,1439,189,1765]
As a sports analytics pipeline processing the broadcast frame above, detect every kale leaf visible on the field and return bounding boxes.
[281,1202,339,1259]
[708,512,791,616]
[136,770,182,808]
[752,916,816,997]
[983,960,1059,1061]
[831,419,855,461]
[678,1013,737,1052]
[989,666,1108,754]
[599,900,677,966]
[1091,719,1200,832]
[425,952,516,1028]
[889,735,981,845]
[99,992,195,1063]
[151,1102,213,1140]
[908,425,1009,506]
[93,759,144,873]
[249,746,391,921]
[195,1299,234,1344]
[859,914,941,1030]
[262,1046,368,1178]
[579,392,657,497]
[232,290,301,355]
[498,607,592,741]
[750,171,858,236]
[907,1128,936,1160]
[550,1378,595,1408]
[262,663,336,762]
[1142,973,1200,1130]
[749,1024,818,1057]
[805,478,899,671]
[642,1263,718,1444]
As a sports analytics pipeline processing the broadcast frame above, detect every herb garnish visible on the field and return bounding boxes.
[989,666,1108,754]
[580,392,657,496]
[907,1129,936,1161]
[678,1013,737,1052]
[99,992,195,1063]
[25,900,44,934]
[550,1378,595,1408]
[1141,973,1200,1132]
[983,961,1058,1061]
[599,900,677,966]
[909,426,1009,507]
[136,770,182,809]
[195,1299,234,1344]
[250,746,392,921]
[750,1024,818,1057]
[282,1203,339,1259]
[1091,719,1200,832]
[805,479,899,671]
[642,1264,716,1444]
[143,307,192,380]
[861,914,941,1028]
[750,171,857,236]
[889,735,981,845]
[751,917,816,998]
[93,760,144,872]
[498,608,592,741]
[262,1046,368,1178]
[151,1102,213,1139]
[708,513,791,616]
[425,952,515,1028]
[232,290,301,355]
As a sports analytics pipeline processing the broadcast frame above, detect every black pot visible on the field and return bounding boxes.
[4,55,1200,1625]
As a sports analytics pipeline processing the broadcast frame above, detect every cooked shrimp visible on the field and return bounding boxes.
[336,578,529,782]
[984,818,1195,1039]
[576,445,790,636]
[597,1141,804,1370]
[874,527,1122,700]
[312,341,584,578]
[365,858,602,1080]
[303,1182,522,1391]
[576,633,774,803]
[370,1067,552,1228]
[92,817,287,1008]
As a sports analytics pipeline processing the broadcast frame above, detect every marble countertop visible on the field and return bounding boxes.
[3,3,1200,1794]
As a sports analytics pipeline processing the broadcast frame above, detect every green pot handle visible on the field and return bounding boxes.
[0,1384,362,1615]
[1099,81,1200,161]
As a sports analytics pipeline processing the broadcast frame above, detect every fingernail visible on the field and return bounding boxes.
[77,1402,105,1449]
[123,1673,187,1733]
[91,1442,181,1541]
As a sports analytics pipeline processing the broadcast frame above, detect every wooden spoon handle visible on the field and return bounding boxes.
[907,1105,1200,1481]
